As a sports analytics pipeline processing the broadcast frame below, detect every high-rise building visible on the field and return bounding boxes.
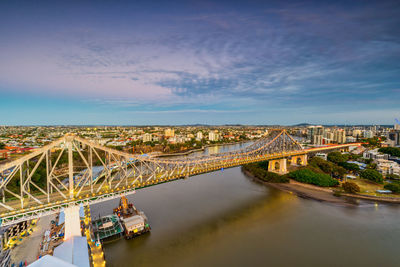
[387,131,400,146]
[323,132,334,144]
[363,130,374,138]
[352,129,362,138]
[333,129,346,144]
[313,135,323,145]
[308,126,324,144]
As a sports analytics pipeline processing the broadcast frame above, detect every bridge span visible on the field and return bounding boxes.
[0,130,361,227]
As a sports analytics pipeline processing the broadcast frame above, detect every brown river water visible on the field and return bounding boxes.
[90,165,400,267]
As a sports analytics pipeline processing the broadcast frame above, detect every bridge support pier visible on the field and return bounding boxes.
[64,205,82,240]
[291,154,308,166]
[268,158,288,174]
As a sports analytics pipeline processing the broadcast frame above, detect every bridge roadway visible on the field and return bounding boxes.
[0,142,358,226]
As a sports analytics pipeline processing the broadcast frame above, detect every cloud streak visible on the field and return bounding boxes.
[0,0,399,124]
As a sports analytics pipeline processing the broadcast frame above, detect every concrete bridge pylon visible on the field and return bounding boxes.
[291,154,308,166]
[268,158,288,174]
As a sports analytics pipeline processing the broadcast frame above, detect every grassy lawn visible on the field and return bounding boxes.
[346,177,400,197]
[349,178,382,193]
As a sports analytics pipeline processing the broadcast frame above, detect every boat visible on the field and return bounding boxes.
[113,195,150,239]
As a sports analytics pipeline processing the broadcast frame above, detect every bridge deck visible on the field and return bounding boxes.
[0,142,360,226]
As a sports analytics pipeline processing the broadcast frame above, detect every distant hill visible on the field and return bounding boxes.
[292,123,312,127]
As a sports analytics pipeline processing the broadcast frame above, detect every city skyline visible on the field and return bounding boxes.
[1,0,399,125]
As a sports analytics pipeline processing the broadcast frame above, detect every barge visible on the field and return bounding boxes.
[113,195,151,239]
[91,214,124,242]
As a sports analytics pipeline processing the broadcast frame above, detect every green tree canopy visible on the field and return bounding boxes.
[327,152,349,164]
[360,169,383,183]
[384,183,400,194]
[378,147,400,157]
[0,142,5,149]
[288,169,339,187]
[338,162,360,173]
[309,157,347,178]
[386,174,400,180]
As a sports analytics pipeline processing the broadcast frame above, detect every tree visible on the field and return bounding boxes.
[339,162,360,173]
[366,163,377,170]
[360,169,383,183]
[386,174,400,180]
[0,142,5,149]
[309,157,346,178]
[363,158,373,165]
[378,147,400,157]
[384,183,400,193]
[327,152,348,164]
[362,137,380,147]
[342,182,360,193]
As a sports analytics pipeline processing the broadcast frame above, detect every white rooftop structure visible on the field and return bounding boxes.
[28,255,76,267]
[123,215,145,232]
[53,236,90,267]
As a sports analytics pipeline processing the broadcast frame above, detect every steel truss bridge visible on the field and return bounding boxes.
[0,130,359,226]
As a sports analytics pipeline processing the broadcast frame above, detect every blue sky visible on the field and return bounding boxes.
[0,0,399,125]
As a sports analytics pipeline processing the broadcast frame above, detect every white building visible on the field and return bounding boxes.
[164,128,174,137]
[209,131,219,141]
[333,129,346,144]
[363,149,389,160]
[363,130,374,138]
[196,131,203,140]
[376,159,400,176]
[313,135,323,145]
[315,153,328,160]
[143,133,152,143]
[346,136,357,143]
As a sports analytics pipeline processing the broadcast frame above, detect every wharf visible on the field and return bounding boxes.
[84,206,106,267]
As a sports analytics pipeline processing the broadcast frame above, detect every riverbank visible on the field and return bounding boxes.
[242,168,400,205]
[242,169,353,205]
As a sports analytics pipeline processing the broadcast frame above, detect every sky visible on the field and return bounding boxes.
[0,0,399,125]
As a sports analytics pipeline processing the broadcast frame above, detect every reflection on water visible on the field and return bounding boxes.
[90,166,400,267]
[90,142,400,267]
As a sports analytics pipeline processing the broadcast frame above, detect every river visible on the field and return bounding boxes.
[90,143,400,267]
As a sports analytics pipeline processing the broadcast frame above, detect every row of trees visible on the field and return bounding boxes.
[378,147,400,157]
[288,169,339,187]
